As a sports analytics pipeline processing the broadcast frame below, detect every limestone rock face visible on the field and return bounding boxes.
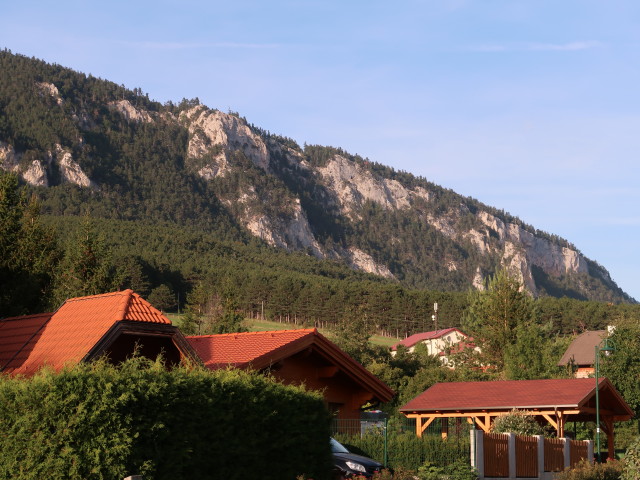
[183,107,270,176]
[109,100,154,123]
[0,75,625,300]
[22,160,49,187]
[344,247,394,279]
[55,145,94,188]
[318,155,423,215]
[37,82,63,105]
[0,142,95,188]
[0,141,20,172]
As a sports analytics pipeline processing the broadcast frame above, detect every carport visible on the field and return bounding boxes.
[399,377,633,460]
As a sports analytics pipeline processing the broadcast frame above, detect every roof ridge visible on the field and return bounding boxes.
[0,312,54,322]
[187,328,315,339]
[113,289,134,322]
[66,290,130,303]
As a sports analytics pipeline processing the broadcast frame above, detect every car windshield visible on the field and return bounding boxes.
[330,438,350,454]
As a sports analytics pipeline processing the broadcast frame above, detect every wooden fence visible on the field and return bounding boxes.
[484,433,509,477]
[471,431,593,479]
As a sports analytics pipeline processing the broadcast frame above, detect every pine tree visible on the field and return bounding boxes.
[50,216,122,307]
[0,172,59,316]
[462,269,535,372]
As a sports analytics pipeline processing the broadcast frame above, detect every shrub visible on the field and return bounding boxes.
[417,459,478,480]
[555,459,623,480]
[334,430,470,472]
[492,409,545,436]
[622,436,640,480]
[0,357,332,480]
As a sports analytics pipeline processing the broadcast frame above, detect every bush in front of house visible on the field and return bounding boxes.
[0,357,332,480]
[554,459,623,480]
[491,409,546,436]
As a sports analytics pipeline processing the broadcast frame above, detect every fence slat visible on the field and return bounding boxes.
[543,438,565,472]
[515,435,538,478]
[570,440,590,467]
[484,433,509,478]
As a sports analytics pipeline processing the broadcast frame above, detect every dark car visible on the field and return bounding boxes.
[331,437,389,479]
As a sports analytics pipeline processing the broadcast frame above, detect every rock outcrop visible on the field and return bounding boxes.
[0,74,627,300]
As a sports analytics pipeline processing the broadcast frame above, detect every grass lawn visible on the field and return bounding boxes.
[164,314,399,348]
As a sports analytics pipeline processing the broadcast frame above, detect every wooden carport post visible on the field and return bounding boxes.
[603,416,615,460]
[414,415,436,438]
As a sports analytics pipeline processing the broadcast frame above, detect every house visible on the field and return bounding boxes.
[399,377,633,460]
[391,327,478,365]
[0,290,199,376]
[0,290,394,420]
[557,330,608,378]
[187,329,394,419]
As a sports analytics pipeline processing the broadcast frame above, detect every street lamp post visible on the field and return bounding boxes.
[595,338,615,463]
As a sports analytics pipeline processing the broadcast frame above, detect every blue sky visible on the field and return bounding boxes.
[3,1,640,301]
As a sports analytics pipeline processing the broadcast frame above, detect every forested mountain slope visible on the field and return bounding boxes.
[0,50,632,303]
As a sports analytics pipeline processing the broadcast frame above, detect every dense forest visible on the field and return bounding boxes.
[0,50,632,304]
[1,49,638,338]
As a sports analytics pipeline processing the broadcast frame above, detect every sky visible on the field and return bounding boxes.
[3,1,640,300]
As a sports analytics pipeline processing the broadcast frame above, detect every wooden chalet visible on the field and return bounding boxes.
[1,290,394,421]
[400,378,633,459]
[188,329,394,419]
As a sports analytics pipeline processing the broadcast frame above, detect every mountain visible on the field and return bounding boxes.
[0,50,632,303]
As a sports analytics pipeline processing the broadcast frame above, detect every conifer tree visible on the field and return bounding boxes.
[50,216,122,307]
[462,268,535,372]
[0,172,59,316]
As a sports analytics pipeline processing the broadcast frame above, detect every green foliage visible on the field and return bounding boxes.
[555,459,623,480]
[622,436,640,480]
[182,282,248,335]
[0,48,632,308]
[0,171,59,316]
[334,431,470,473]
[463,269,535,371]
[0,357,332,480]
[147,284,176,312]
[417,459,478,480]
[328,306,382,365]
[492,409,545,436]
[50,216,123,307]
[601,322,640,417]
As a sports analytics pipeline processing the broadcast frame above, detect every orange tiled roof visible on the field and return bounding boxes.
[400,378,625,413]
[187,328,395,403]
[1,290,171,376]
[187,328,315,369]
[0,312,52,372]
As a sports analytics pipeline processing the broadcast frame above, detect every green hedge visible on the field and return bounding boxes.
[0,357,332,480]
[334,430,470,472]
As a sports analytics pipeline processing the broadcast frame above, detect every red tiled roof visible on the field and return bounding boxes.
[400,378,615,412]
[1,290,171,376]
[391,328,465,351]
[0,312,52,372]
[187,328,394,403]
[187,328,315,369]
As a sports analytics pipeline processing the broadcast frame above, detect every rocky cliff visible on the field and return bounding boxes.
[0,51,630,302]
